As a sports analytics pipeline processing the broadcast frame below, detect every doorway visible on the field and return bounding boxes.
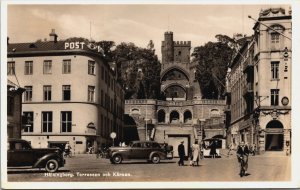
[265,120,284,151]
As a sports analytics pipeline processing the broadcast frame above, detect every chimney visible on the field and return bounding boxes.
[49,29,58,43]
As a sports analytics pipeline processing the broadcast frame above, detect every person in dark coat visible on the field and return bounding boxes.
[178,141,185,166]
[236,141,250,174]
[209,140,217,159]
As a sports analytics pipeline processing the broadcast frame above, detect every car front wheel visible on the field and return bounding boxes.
[151,154,160,164]
[112,155,122,164]
[45,159,59,173]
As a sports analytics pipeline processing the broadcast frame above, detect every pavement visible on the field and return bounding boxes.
[7,150,291,182]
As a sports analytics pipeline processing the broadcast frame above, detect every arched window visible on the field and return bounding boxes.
[266,120,283,129]
[183,110,192,123]
[158,110,166,123]
[131,108,140,114]
[210,109,220,117]
[170,111,180,123]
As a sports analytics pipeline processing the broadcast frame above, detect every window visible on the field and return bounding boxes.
[88,86,95,102]
[25,61,33,75]
[43,60,52,74]
[23,112,33,133]
[24,86,32,102]
[42,112,52,133]
[61,111,72,132]
[271,61,279,79]
[88,60,95,75]
[62,85,71,100]
[7,62,15,75]
[7,96,14,116]
[62,59,71,74]
[271,89,279,106]
[271,33,280,43]
[43,85,52,101]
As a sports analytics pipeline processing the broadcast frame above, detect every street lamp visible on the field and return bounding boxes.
[145,98,148,141]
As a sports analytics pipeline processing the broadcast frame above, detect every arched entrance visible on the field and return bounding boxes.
[170,110,180,123]
[157,110,166,123]
[183,110,192,123]
[265,120,284,151]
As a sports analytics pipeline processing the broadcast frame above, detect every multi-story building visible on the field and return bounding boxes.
[125,32,226,157]
[7,80,25,139]
[227,7,292,154]
[7,30,125,153]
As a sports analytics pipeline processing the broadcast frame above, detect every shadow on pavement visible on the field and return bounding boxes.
[118,161,177,165]
[8,169,70,174]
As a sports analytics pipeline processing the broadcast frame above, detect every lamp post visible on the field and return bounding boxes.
[145,97,148,141]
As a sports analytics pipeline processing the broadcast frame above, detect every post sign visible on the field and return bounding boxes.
[64,41,103,53]
[110,132,116,139]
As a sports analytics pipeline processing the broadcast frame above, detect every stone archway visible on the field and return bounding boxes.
[265,120,284,151]
[183,110,192,123]
[170,110,180,123]
[157,109,166,123]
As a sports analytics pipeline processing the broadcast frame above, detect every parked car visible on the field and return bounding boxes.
[107,141,173,164]
[7,138,65,173]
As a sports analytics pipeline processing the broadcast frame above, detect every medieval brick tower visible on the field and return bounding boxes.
[161,31,201,100]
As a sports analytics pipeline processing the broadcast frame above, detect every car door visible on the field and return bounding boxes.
[142,142,153,158]
[9,141,34,166]
[130,142,143,159]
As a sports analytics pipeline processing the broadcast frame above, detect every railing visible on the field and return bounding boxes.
[125,99,156,104]
[125,99,226,105]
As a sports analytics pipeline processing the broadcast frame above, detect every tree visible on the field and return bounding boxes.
[113,42,161,99]
[192,36,234,99]
[97,41,115,62]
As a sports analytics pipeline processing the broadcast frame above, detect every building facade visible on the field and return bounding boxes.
[125,32,226,157]
[226,7,292,154]
[7,30,125,153]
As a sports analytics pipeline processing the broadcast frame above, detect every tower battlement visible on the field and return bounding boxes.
[174,41,191,46]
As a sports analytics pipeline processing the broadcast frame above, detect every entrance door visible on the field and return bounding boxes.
[265,134,283,151]
[168,136,189,157]
[265,120,284,151]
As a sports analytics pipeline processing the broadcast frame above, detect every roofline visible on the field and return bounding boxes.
[7,49,104,60]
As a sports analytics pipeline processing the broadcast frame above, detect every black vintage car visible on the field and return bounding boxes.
[7,138,65,173]
[107,141,173,164]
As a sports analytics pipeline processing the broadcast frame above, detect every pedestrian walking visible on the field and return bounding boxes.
[210,140,217,159]
[178,141,185,166]
[227,142,233,157]
[236,141,250,177]
[191,140,200,166]
[64,142,72,157]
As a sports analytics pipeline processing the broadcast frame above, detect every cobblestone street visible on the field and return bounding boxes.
[7,151,291,182]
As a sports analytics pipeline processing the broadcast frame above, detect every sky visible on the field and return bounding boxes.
[7,4,290,60]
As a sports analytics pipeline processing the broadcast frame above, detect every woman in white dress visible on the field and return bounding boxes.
[191,141,200,166]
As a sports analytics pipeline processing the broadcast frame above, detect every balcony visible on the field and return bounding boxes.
[243,57,254,73]
[243,83,254,97]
